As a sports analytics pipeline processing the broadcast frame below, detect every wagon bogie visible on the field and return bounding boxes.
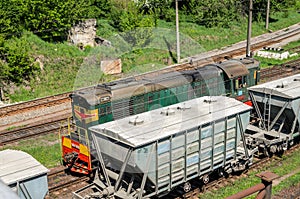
[73,96,252,198]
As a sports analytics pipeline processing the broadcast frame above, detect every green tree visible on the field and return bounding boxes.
[23,0,89,41]
[110,0,155,48]
[85,0,113,19]
[140,0,174,22]
[0,0,26,39]
[183,0,241,27]
[0,37,39,84]
[249,0,298,22]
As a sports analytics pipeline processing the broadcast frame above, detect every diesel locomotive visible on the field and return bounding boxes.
[61,58,260,175]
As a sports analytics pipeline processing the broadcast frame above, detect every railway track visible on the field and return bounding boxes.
[188,25,300,64]
[260,58,300,82]
[289,46,300,53]
[48,175,89,193]
[0,92,71,118]
[47,167,90,194]
[172,144,300,199]
[0,114,70,145]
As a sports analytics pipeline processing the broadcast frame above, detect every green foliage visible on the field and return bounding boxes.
[86,0,113,19]
[284,40,300,51]
[0,36,39,84]
[0,0,299,102]
[110,1,152,32]
[251,0,298,21]
[121,48,171,73]
[110,1,155,48]
[0,0,25,39]
[22,0,89,41]
[140,0,174,22]
[182,0,242,28]
[96,19,118,39]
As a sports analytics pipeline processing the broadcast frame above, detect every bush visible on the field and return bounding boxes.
[110,1,155,48]
[0,36,39,84]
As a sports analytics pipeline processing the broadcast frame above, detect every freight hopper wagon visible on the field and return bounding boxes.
[73,96,252,199]
[62,58,260,175]
[246,74,300,156]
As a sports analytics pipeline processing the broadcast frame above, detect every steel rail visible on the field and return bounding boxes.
[0,92,71,117]
[0,115,70,145]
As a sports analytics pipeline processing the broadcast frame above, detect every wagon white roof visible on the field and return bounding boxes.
[248,74,300,99]
[90,96,252,148]
[0,150,49,185]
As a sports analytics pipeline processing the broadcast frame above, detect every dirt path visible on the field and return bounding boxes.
[272,168,300,199]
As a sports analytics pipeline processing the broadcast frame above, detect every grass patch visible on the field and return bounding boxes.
[5,10,300,102]
[199,149,300,198]
[121,48,174,74]
[272,173,300,195]
[254,43,300,68]
[0,134,61,168]
[283,40,300,52]
[6,126,20,131]
[254,55,300,68]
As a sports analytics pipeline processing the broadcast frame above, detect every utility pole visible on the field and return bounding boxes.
[175,0,180,63]
[246,0,253,57]
[266,0,270,29]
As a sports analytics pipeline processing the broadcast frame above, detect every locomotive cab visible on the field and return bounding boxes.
[216,58,260,102]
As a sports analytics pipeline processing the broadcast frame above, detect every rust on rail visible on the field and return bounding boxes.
[225,171,279,199]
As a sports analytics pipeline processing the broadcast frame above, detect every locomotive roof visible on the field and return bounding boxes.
[73,58,259,106]
[89,96,252,148]
[248,74,300,99]
[72,67,223,105]
[0,150,49,186]
[213,59,249,79]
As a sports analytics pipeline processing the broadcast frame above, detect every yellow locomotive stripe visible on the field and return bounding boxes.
[79,144,89,156]
[63,137,72,149]
[74,105,99,123]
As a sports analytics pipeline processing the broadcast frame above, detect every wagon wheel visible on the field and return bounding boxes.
[183,182,192,192]
[203,174,209,184]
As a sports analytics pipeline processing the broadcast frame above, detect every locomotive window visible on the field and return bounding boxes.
[224,79,231,92]
[100,107,106,116]
[106,106,112,114]
[234,77,246,90]
[148,96,153,103]
[100,96,110,103]
[243,76,247,85]
[201,83,207,94]
[194,85,201,96]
